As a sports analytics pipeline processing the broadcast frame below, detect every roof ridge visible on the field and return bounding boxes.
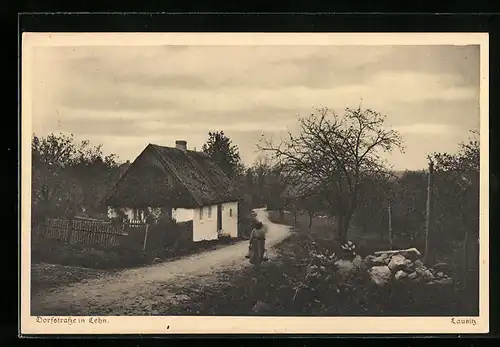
[107,143,237,208]
[103,146,148,205]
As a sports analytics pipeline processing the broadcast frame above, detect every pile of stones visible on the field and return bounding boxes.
[363,248,454,287]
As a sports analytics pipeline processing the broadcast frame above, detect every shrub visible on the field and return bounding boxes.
[31,237,151,270]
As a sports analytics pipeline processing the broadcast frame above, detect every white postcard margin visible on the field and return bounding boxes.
[20,32,489,335]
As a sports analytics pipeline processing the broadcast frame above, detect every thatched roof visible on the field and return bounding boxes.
[105,144,239,208]
[117,161,132,178]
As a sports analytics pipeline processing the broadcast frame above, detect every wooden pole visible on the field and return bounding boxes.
[424,160,434,264]
[142,224,150,251]
[388,205,393,250]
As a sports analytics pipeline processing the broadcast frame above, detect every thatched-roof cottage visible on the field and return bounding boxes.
[105,140,240,242]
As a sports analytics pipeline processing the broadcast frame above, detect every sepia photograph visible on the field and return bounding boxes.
[20,33,489,334]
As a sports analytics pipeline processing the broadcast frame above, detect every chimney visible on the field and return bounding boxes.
[175,140,187,151]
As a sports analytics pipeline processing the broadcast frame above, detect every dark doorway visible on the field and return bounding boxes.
[217,204,223,233]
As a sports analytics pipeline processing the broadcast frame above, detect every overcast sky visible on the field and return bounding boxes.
[30,44,480,170]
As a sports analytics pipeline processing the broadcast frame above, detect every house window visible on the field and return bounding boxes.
[208,206,212,219]
[229,209,233,217]
[199,207,203,220]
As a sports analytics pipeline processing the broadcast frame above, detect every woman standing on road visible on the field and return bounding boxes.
[245,221,268,259]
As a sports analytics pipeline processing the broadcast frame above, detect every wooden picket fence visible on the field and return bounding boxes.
[34,217,148,249]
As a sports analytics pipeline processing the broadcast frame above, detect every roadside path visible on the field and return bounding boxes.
[31,208,291,315]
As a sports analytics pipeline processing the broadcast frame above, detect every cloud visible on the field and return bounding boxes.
[61,89,178,112]
[30,44,481,170]
[366,71,477,103]
[393,123,461,136]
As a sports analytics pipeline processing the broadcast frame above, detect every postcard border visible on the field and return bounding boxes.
[20,32,490,335]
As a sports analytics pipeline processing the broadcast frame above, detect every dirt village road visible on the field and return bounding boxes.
[31,208,292,316]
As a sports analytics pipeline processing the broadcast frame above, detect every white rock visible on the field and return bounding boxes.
[334,259,357,279]
[374,248,421,260]
[423,269,435,281]
[414,260,424,268]
[408,271,418,280]
[388,254,407,272]
[437,272,444,277]
[401,248,422,260]
[395,270,407,280]
[368,266,392,287]
[371,254,388,265]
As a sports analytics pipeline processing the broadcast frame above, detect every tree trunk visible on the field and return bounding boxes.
[340,221,348,244]
[336,214,350,244]
[308,211,313,228]
[293,208,298,224]
[337,208,354,244]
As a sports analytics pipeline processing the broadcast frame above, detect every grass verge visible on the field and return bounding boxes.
[162,211,478,316]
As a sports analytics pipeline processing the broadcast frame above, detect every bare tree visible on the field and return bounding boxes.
[299,193,326,228]
[282,173,327,228]
[260,106,403,243]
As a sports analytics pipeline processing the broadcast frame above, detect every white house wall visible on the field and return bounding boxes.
[109,202,238,242]
[172,208,194,222]
[193,204,219,242]
[221,201,238,238]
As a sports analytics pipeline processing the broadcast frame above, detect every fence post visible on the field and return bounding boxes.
[424,160,434,265]
[388,205,393,250]
[142,224,150,251]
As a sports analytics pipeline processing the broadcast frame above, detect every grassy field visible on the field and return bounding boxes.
[163,210,478,316]
[30,211,258,299]
[269,210,394,256]
[30,209,477,316]
[31,263,113,296]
